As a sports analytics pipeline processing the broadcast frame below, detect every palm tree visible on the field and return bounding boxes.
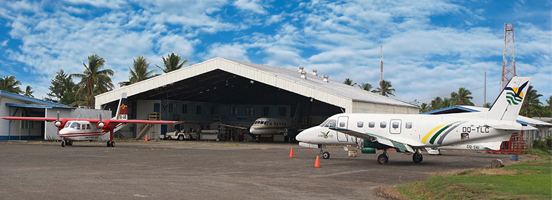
[373,80,395,97]
[419,103,430,113]
[358,82,372,91]
[483,102,492,108]
[546,96,552,114]
[430,97,443,110]
[24,86,34,97]
[0,75,23,94]
[343,78,357,86]
[46,70,76,104]
[156,53,187,73]
[520,86,542,117]
[71,54,114,108]
[451,87,474,106]
[119,56,156,87]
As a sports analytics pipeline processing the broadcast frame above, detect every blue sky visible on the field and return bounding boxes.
[0,0,550,106]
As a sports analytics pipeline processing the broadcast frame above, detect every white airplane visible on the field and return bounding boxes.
[2,93,183,147]
[249,104,301,139]
[296,76,531,164]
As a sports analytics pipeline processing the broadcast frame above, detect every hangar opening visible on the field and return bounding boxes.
[96,58,418,142]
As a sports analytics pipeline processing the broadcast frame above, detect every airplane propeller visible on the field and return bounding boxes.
[98,114,106,128]
[54,111,62,127]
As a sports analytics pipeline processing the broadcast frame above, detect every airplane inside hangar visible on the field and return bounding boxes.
[95,57,418,142]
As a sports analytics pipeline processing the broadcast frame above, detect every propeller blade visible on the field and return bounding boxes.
[57,111,59,121]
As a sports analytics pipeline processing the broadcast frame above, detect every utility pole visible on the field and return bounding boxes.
[380,46,383,95]
[484,72,486,107]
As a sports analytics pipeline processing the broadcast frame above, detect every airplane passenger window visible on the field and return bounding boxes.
[405,122,412,129]
[369,122,375,128]
[87,124,91,129]
[380,122,386,128]
[357,121,363,128]
[392,122,399,129]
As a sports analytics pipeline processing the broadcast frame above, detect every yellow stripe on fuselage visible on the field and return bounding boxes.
[421,122,451,144]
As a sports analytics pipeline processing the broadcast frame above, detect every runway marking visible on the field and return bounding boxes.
[309,169,374,178]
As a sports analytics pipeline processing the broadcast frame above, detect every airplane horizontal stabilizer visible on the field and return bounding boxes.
[486,124,522,131]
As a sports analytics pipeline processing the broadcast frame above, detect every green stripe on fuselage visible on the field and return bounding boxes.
[429,124,452,144]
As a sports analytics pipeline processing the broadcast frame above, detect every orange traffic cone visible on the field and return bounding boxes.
[145,135,148,142]
[289,147,294,158]
[314,155,320,168]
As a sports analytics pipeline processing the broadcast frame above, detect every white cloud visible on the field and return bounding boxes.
[201,43,250,62]
[63,0,127,9]
[233,0,268,15]
[0,39,7,47]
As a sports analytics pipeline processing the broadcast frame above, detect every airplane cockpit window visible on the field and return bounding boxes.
[70,122,80,129]
[65,122,72,128]
[327,119,337,127]
[357,121,364,128]
[405,122,412,129]
[86,124,91,130]
[368,122,375,128]
[380,122,387,128]
[319,119,329,127]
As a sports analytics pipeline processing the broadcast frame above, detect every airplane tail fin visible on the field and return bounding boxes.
[113,92,128,120]
[487,76,531,121]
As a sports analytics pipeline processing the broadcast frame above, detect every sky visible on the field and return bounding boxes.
[0,0,550,107]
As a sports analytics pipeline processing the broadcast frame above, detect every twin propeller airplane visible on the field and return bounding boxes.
[296,76,531,165]
[2,93,183,147]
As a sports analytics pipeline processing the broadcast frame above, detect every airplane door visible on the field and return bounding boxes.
[337,116,349,129]
[389,119,401,134]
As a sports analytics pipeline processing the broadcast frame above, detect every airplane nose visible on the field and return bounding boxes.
[295,130,306,142]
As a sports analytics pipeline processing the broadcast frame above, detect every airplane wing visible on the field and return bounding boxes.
[330,127,419,153]
[107,119,184,124]
[1,117,58,121]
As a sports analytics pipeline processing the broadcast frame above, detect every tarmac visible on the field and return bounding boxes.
[0,140,523,200]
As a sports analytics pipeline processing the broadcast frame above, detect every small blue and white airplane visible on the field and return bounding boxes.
[296,76,531,164]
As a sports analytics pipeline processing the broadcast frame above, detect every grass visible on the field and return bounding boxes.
[396,155,552,200]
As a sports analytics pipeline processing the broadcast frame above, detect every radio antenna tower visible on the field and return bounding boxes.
[501,23,516,90]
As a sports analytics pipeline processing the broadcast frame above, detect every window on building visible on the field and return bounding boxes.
[230,106,238,116]
[380,122,387,128]
[262,107,270,116]
[182,105,187,114]
[196,105,202,115]
[278,107,287,117]
[368,122,375,128]
[405,122,412,129]
[169,103,174,113]
[246,107,254,116]
[211,106,216,115]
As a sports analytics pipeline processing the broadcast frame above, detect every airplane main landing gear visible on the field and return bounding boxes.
[377,149,389,165]
[412,150,423,163]
[322,151,330,159]
[107,141,115,147]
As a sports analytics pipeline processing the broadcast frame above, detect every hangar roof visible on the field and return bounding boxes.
[95,57,417,111]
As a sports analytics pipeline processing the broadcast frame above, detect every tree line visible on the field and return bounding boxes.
[1,53,187,108]
[343,78,395,97]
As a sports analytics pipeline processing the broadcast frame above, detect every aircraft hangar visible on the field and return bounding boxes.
[95,57,418,141]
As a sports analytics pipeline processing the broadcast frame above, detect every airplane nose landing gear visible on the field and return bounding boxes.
[61,140,66,147]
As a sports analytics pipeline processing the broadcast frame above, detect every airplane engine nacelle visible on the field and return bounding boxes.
[54,121,63,127]
[361,147,376,154]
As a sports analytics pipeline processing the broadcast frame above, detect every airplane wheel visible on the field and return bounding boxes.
[107,141,111,147]
[322,151,330,159]
[178,135,184,141]
[377,154,388,165]
[111,141,115,147]
[61,140,66,147]
[413,152,423,163]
